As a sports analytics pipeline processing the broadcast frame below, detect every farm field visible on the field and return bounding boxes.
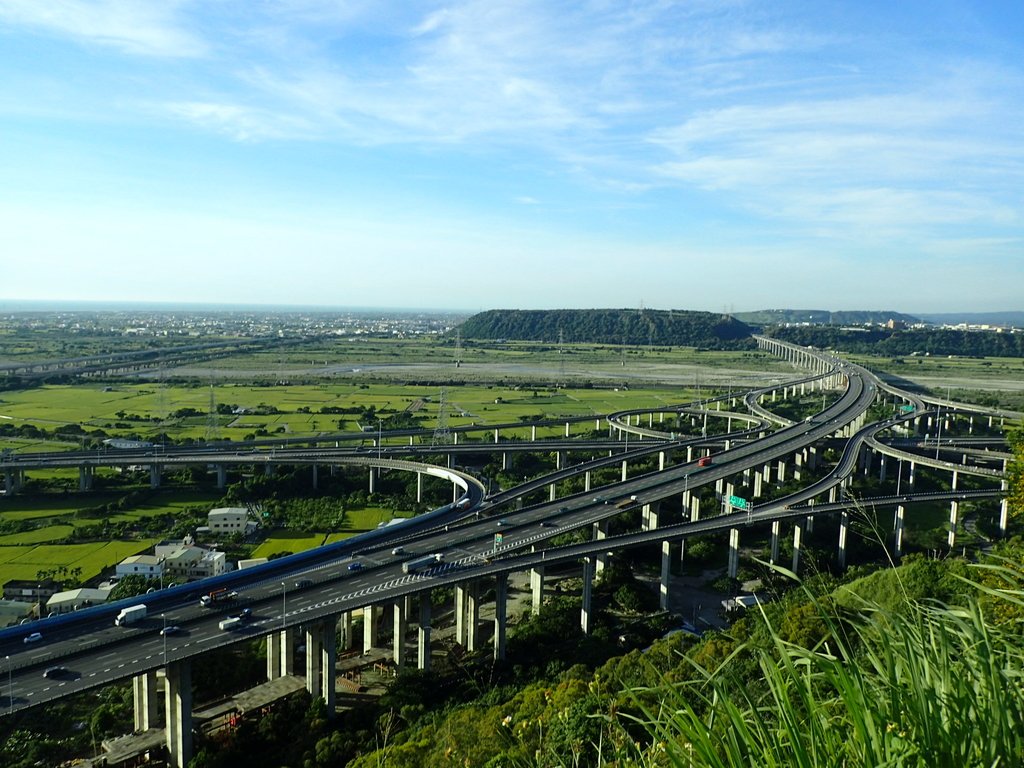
[248,507,412,559]
[0,381,703,450]
[0,539,159,585]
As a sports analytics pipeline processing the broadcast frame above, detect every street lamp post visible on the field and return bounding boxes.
[281,582,287,630]
[161,614,167,666]
[6,655,11,715]
[377,418,383,460]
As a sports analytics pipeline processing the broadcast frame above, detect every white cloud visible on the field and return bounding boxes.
[648,83,1024,239]
[0,0,206,57]
[162,101,315,142]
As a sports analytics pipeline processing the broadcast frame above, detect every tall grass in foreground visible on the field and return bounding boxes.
[631,564,1024,768]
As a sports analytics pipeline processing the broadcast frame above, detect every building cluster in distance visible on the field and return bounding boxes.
[0,307,468,341]
[0,507,263,626]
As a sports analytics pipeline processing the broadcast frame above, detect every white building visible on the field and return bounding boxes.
[115,555,165,580]
[162,547,227,582]
[46,587,112,615]
[207,507,252,534]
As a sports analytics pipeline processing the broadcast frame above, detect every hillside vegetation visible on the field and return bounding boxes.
[457,309,754,348]
[766,326,1024,357]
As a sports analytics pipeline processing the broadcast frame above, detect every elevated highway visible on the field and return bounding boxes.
[0,336,1014,767]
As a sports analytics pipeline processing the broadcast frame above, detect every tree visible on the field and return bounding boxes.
[108,574,153,600]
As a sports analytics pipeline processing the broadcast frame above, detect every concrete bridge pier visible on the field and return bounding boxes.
[455,585,467,646]
[363,605,380,650]
[894,505,905,558]
[418,597,432,670]
[1000,478,1009,536]
[642,502,661,532]
[621,460,628,482]
[907,461,916,491]
[321,620,337,713]
[310,463,318,490]
[770,520,781,565]
[304,620,336,714]
[792,521,804,575]
[948,471,960,548]
[549,483,557,502]
[878,455,887,483]
[584,470,591,492]
[494,428,500,443]
[660,540,672,610]
[267,632,281,680]
[493,575,508,661]
[338,611,353,651]
[215,464,227,489]
[581,557,595,635]
[368,467,376,493]
[592,521,608,573]
[530,562,545,615]
[837,511,849,570]
[393,599,409,666]
[78,466,93,491]
[501,452,508,471]
[149,464,161,489]
[132,670,158,733]
[776,459,787,484]
[164,660,193,768]
[727,528,740,579]
[416,472,423,503]
[465,582,481,653]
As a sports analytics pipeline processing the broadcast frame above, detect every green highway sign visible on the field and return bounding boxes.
[728,495,751,510]
[494,533,503,544]
[899,405,915,412]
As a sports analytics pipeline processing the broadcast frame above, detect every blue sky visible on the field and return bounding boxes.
[0,1,1021,314]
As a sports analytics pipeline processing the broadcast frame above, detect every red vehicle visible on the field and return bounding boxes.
[697,456,713,467]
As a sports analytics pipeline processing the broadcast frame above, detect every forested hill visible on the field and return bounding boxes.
[457,309,754,348]
[767,326,1024,357]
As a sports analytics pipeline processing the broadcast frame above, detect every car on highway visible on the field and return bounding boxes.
[160,625,182,636]
[42,666,69,679]
[294,578,313,588]
[496,519,509,527]
[391,546,405,556]
[23,632,42,645]
[538,521,557,528]
[230,608,253,621]
[347,562,363,571]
